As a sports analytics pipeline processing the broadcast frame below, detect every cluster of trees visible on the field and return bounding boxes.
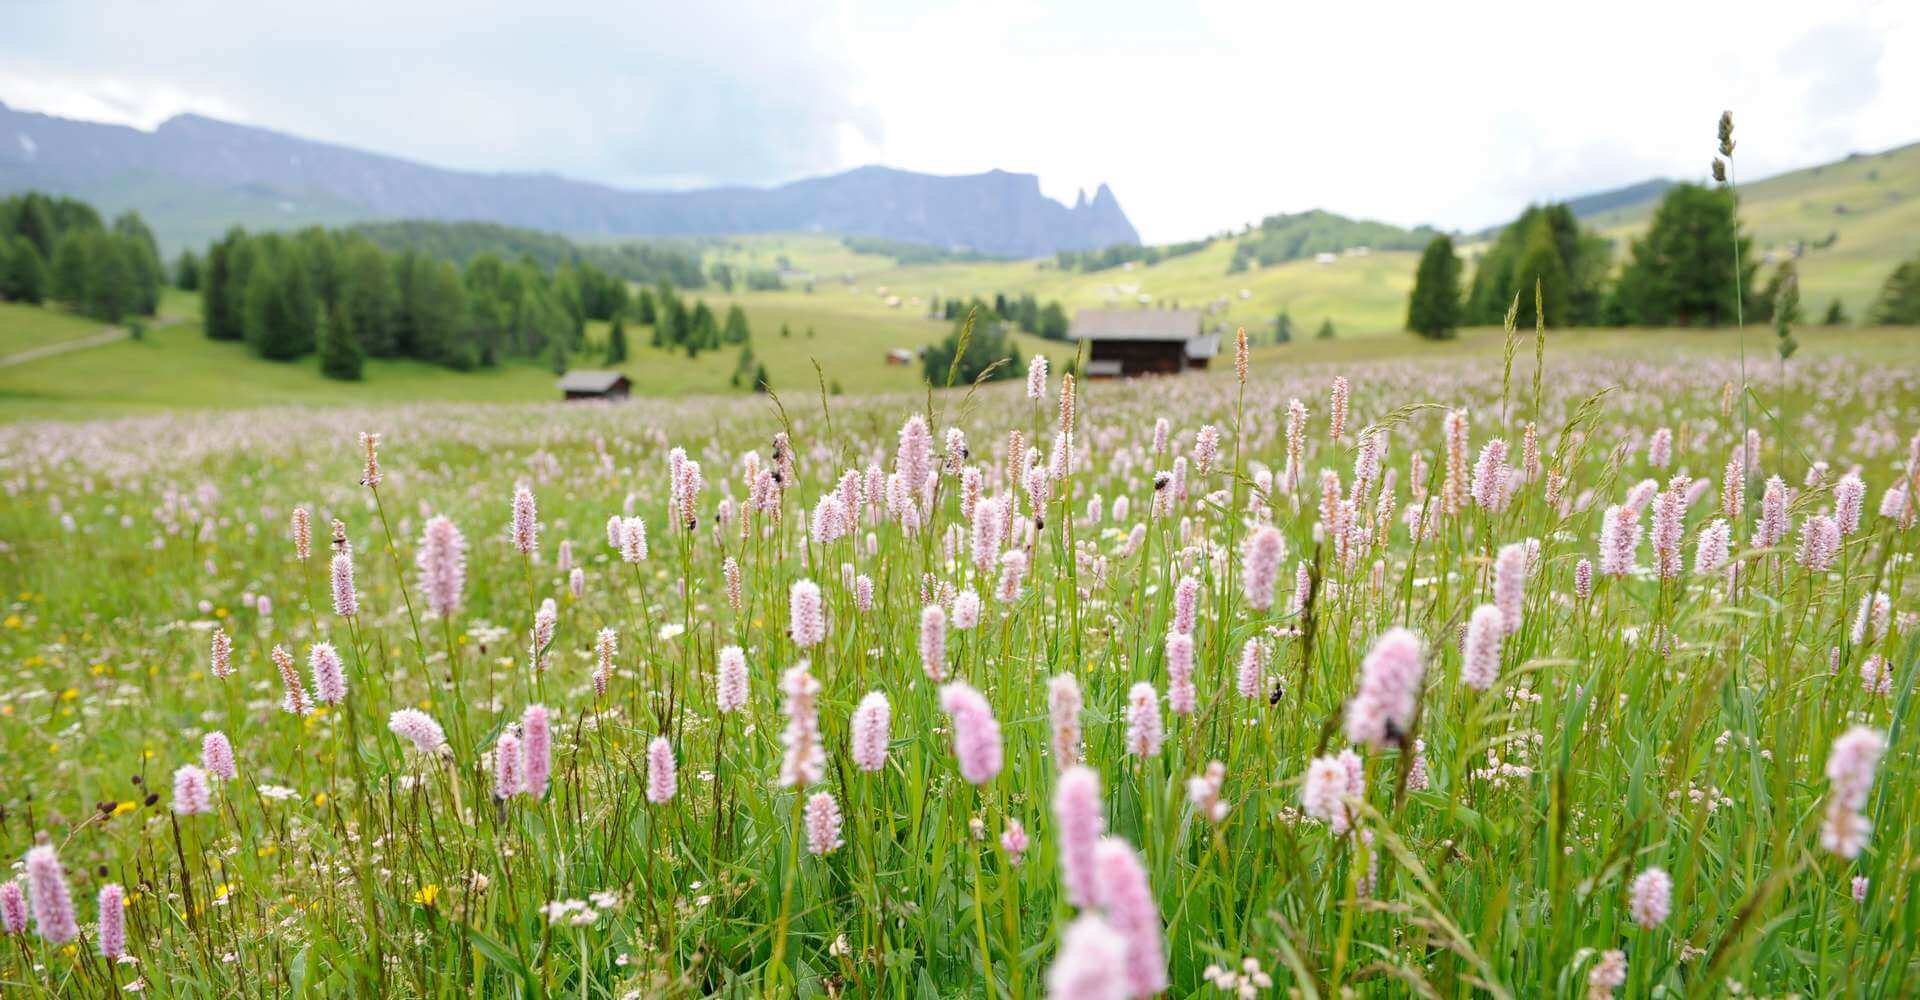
[644,282,753,358]
[937,292,1069,340]
[922,308,1025,387]
[200,224,644,379]
[1409,184,1807,338]
[1871,251,1920,325]
[1230,210,1438,273]
[348,220,707,288]
[0,192,164,322]
[1056,238,1210,273]
[842,235,998,266]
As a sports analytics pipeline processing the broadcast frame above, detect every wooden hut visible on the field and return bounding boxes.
[557,370,632,401]
[1069,308,1219,378]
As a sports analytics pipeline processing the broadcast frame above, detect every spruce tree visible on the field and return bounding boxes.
[1406,234,1463,339]
[1513,220,1570,328]
[607,314,630,363]
[51,230,89,307]
[3,236,48,303]
[1612,184,1756,326]
[1316,318,1336,340]
[82,231,136,322]
[174,250,201,291]
[1823,298,1848,326]
[318,303,366,381]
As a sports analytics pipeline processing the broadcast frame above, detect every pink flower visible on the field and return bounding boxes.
[804,791,843,856]
[1241,526,1284,611]
[210,627,233,679]
[1821,726,1886,858]
[1194,424,1220,476]
[619,516,648,563]
[1236,638,1267,700]
[952,589,982,630]
[309,642,346,705]
[416,515,467,618]
[1694,519,1732,577]
[1027,354,1049,399]
[528,598,557,671]
[1000,819,1030,864]
[493,730,525,800]
[1092,837,1168,997]
[1124,682,1163,758]
[511,483,541,556]
[173,764,214,815]
[939,681,1004,785]
[201,731,237,781]
[1461,604,1503,691]
[1796,514,1840,571]
[1493,542,1526,634]
[1834,473,1866,534]
[1171,576,1200,635]
[1597,504,1641,578]
[789,579,826,649]
[273,644,311,716]
[1328,376,1350,441]
[1301,750,1363,836]
[1046,915,1130,1000]
[778,662,826,788]
[26,845,77,945]
[1757,475,1790,547]
[646,736,677,804]
[97,883,126,960]
[997,549,1028,604]
[521,705,552,798]
[330,546,358,618]
[1629,866,1672,929]
[1186,760,1229,823]
[1648,427,1673,468]
[0,880,27,935]
[1344,627,1425,749]
[716,645,749,714]
[1587,950,1626,999]
[1049,674,1084,768]
[1574,558,1594,603]
[291,506,312,561]
[851,691,892,772]
[593,627,616,698]
[1053,765,1105,909]
[389,708,446,755]
[919,604,947,681]
[1164,632,1196,715]
[1471,439,1510,512]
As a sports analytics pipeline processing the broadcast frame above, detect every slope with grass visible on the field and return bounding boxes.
[1584,142,1920,316]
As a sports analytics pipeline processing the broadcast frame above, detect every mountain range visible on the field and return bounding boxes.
[0,101,1140,257]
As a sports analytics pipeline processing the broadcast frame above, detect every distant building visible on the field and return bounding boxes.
[556,370,632,401]
[1070,308,1219,378]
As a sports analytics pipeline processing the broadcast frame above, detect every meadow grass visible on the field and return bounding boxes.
[0,326,1916,998]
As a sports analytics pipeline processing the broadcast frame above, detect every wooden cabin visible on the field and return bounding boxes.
[1069,308,1220,378]
[556,370,632,401]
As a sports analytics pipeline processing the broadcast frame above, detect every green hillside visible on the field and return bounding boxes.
[1584,142,1920,316]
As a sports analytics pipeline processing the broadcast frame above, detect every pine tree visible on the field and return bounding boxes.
[1513,221,1570,328]
[1274,310,1292,344]
[1406,234,1463,339]
[1611,184,1756,326]
[2,236,48,303]
[607,314,630,363]
[1823,298,1848,326]
[50,230,89,307]
[318,303,366,381]
[1316,318,1336,340]
[82,231,136,323]
[174,250,201,291]
[722,303,751,344]
[1867,254,1920,325]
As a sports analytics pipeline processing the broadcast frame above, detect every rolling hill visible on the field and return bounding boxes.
[0,101,1138,258]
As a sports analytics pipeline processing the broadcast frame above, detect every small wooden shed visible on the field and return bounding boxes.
[557,370,632,401]
[1069,308,1220,378]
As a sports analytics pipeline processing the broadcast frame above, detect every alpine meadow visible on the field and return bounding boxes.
[5,5,1920,999]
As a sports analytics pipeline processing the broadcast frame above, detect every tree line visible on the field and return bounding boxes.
[937,292,1069,341]
[0,192,164,323]
[1406,182,1911,339]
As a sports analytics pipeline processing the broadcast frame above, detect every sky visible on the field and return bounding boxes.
[2,0,1915,243]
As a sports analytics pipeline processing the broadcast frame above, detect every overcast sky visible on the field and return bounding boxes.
[3,0,1914,243]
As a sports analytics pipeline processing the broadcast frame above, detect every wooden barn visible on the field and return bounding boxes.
[1070,308,1220,378]
[556,370,632,401]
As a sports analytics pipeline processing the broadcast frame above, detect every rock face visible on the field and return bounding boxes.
[0,101,1139,257]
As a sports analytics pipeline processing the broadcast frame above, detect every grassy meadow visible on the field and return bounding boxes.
[0,322,1917,996]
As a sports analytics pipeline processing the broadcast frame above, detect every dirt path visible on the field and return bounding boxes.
[0,328,130,368]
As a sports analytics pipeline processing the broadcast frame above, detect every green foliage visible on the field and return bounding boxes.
[1868,253,1920,325]
[1609,184,1758,327]
[50,231,90,307]
[2,235,49,304]
[341,240,400,357]
[1274,310,1293,344]
[843,235,1000,266]
[80,229,139,323]
[1823,298,1848,326]
[348,220,706,288]
[1773,262,1800,361]
[202,228,254,341]
[1230,210,1435,272]
[606,315,630,364]
[174,249,201,291]
[318,303,366,381]
[1406,235,1462,339]
[1059,238,1210,273]
[921,311,1022,387]
[722,304,752,345]
[243,243,319,361]
[1316,317,1336,339]
[1467,205,1606,327]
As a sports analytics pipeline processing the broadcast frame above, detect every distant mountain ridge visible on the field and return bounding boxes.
[0,101,1139,257]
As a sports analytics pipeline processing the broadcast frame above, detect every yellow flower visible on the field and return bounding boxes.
[112,801,137,816]
[214,607,228,618]
[413,884,441,908]
[313,792,329,807]
[256,845,277,858]
[60,688,78,701]
[3,615,21,629]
